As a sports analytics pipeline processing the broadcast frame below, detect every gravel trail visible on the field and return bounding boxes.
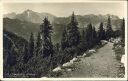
[61,42,121,78]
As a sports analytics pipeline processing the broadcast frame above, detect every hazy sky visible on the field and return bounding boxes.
[3,2,125,18]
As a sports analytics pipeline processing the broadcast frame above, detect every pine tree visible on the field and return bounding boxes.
[26,33,35,62]
[40,17,54,58]
[80,27,88,51]
[23,44,28,63]
[81,27,86,42]
[98,22,106,40]
[55,43,60,52]
[121,18,125,45]
[67,12,80,47]
[61,27,68,50]
[106,16,113,40]
[92,26,98,45]
[85,23,93,48]
[35,32,42,56]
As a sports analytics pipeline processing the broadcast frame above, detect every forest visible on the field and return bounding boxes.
[3,12,125,78]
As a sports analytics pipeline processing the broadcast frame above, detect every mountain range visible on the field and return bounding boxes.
[4,9,56,23]
[4,9,123,44]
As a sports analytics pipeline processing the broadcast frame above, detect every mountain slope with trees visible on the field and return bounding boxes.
[4,10,122,44]
[3,11,125,78]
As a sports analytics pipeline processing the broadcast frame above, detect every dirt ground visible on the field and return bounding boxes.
[61,42,122,78]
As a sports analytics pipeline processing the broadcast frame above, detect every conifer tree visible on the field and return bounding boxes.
[23,44,28,63]
[80,27,88,50]
[67,12,80,47]
[23,33,34,63]
[81,27,86,42]
[28,33,35,61]
[85,23,93,48]
[92,26,98,45]
[40,17,54,58]
[106,16,113,40]
[98,22,106,40]
[82,28,85,38]
[121,18,125,45]
[61,27,68,50]
[35,32,42,56]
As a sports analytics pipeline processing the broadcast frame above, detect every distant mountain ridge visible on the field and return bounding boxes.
[4,9,122,43]
[4,9,56,23]
[4,9,120,24]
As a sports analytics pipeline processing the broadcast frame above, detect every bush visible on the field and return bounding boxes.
[113,41,124,61]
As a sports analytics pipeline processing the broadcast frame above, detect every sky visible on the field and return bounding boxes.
[3,2,126,18]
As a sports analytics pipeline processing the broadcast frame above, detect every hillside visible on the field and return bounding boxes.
[3,30,28,76]
[3,10,125,78]
[3,18,40,41]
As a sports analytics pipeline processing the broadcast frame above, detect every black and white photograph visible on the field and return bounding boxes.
[2,1,127,78]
